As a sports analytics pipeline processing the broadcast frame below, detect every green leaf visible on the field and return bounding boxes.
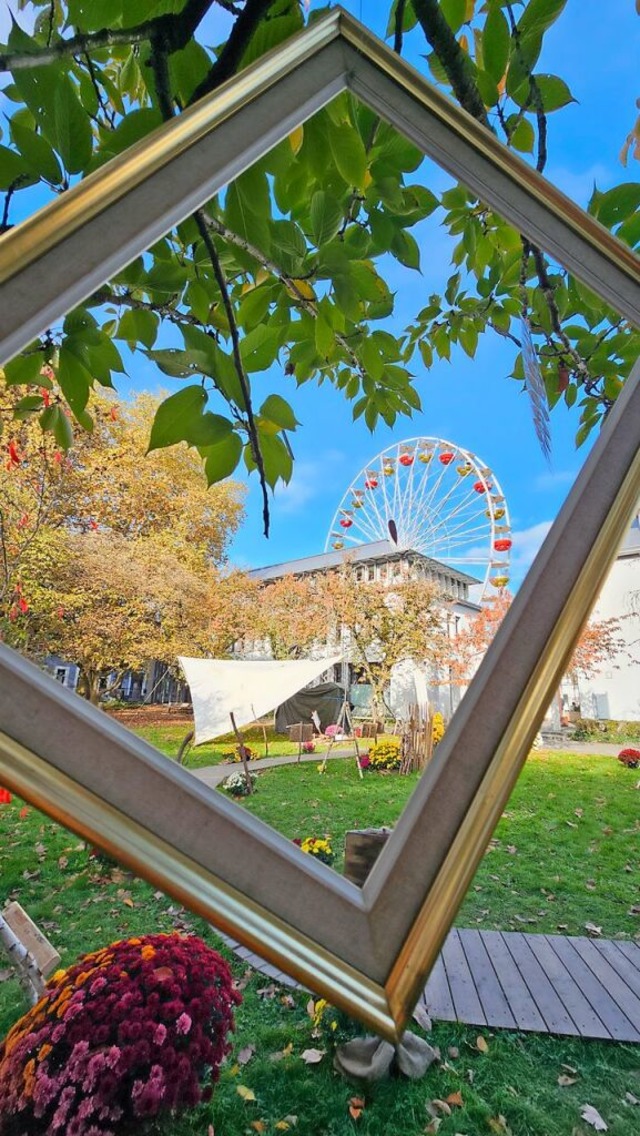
[517,0,567,39]
[257,433,293,487]
[147,385,207,452]
[203,433,243,484]
[96,108,162,162]
[239,325,280,373]
[360,336,385,381]
[476,69,499,108]
[3,352,43,386]
[440,0,467,32]
[483,3,511,82]
[10,119,61,184]
[315,314,335,358]
[510,118,535,153]
[237,286,273,330]
[593,183,640,229]
[259,394,299,431]
[329,123,368,190]
[13,393,44,419]
[53,77,93,174]
[146,349,195,378]
[309,191,344,247]
[269,219,307,273]
[391,229,421,270]
[116,308,159,350]
[53,408,74,450]
[57,345,92,416]
[533,74,576,112]
[0,145,32,190]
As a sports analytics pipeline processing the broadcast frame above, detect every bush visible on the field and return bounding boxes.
[570,718,640,743]
[0,933,240,1136]
[221,770,257,796]
[431,712,445,747]
[366,739,401,770]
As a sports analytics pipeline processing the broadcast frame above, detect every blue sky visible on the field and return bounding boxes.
[227,0,640,583]
[2,1,638,585]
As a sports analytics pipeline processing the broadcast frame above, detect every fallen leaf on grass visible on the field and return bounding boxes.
[625,1092,639,1105]
[425,1120,441,1134]
[237,1045,255,1066]
[427,1100,451,1118]
[348,1096,365,1120]
[236,1085,256,1102]
[208,1126,214,1136]
[448,1046,460,1059]
[488,1116,512,1134]
[281,993,296,1009]
[270,1042,294,1062]
[558,1075,578,1087]
[257,984,277,999]
[628,905,640,916]
[475,1036,489,1053]
[300,1048,325,1064]
[584,923,602,938]
[580,1104,608,1131]
[446,1091,463,1107]
[275,1117,298,1130]
[250,1122,267,1133]
[562,1064,578,1074]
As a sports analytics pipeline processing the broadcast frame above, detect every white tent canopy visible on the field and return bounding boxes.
[178,656,342,746]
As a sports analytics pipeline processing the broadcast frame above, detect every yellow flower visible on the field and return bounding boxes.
[141,945,156,960]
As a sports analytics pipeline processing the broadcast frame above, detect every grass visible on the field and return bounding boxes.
[1,747,639,1136]
[132,722,336,769]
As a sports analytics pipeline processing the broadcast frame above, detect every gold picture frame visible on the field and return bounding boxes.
[0,9,638,1042]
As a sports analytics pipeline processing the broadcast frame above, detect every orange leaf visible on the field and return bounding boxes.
[446,1090,464,1107]
[476,1035,489,1053]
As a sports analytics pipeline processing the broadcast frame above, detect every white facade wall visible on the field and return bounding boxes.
[570,546,640,721]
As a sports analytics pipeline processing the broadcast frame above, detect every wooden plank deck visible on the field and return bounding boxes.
[420,931,640,1042]
[220,929,640,1041]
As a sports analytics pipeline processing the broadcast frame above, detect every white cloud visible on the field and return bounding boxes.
[509,520,554,580]
[272,452,345,516]
[545,162,612,208]
[533,468,578,492]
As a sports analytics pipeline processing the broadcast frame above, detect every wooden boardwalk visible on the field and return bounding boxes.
[221,929,640,1041]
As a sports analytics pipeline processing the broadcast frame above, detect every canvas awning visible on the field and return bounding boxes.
[178,656,341,746]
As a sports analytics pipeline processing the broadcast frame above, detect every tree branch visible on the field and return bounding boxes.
[394,0,407,55]
[194,210,271,538]
[188,0,280,104]
[411,0,491,129]
[0,0,217,73]
[203,214,368,382]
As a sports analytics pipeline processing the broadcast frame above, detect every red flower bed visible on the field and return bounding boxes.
[0,933,240,1135]
[618,747,640,768]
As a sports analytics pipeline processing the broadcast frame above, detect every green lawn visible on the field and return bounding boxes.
[1,748,639,1135]
[132,721,336,769]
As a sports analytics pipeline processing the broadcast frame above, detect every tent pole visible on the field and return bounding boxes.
[230,712,253,794]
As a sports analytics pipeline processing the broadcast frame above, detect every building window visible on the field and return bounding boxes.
[355,566,364,582]
[367,565,376,582]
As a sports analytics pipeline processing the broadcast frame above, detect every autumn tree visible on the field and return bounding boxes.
[318,566,448,718]
[0,388,249,694]
[449,589,627,691]
[242,574,331,660]
[0,0,637,526]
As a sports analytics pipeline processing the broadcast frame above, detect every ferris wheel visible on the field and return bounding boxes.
[325,437,511,598]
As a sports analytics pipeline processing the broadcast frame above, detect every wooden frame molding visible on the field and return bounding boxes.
[0,9,638,1041]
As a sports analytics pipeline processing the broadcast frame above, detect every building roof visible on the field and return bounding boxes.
[248,539,481,586]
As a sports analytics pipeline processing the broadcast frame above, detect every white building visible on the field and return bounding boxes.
[246,539,481,719]
[566,515,640,721]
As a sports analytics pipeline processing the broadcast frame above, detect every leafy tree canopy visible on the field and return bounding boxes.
[0,0,638,533]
